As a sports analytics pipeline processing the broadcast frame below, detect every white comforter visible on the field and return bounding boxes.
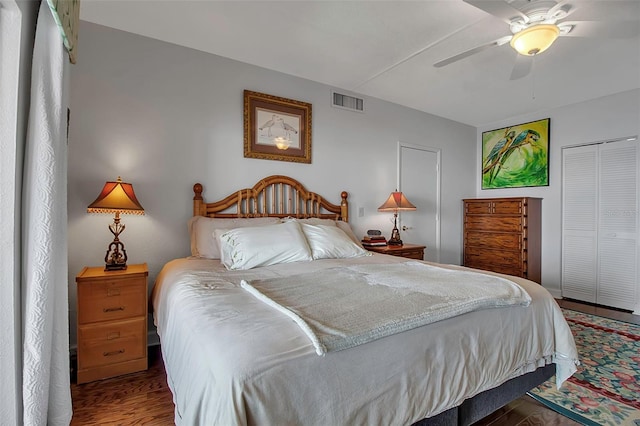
[152,255,578,426]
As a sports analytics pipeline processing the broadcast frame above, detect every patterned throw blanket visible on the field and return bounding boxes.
[241,262,531,355]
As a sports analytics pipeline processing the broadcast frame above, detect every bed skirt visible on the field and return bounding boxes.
[414,363,556,426]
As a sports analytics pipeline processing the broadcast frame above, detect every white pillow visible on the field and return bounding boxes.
[216,221,312,270]
[188,216,281,259]
[301,224,370,260]
[335,221,364,248]
[284,217,363,248]
[284,217,337,227]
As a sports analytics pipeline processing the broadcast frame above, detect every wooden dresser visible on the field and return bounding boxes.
[463,198,541,283]
[76,263,148,383]
[365,243,425,260]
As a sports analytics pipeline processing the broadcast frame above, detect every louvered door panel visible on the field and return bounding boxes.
[562,235,597,302]
[562,145,598,302]
[596,141,638,310]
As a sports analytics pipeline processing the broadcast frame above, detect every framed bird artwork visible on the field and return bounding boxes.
[481,118,550,189]
[244,90,312,163]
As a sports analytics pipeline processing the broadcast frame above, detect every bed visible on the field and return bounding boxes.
[152,175,578,425]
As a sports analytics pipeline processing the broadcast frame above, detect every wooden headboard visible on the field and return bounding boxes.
[193,175,349,222]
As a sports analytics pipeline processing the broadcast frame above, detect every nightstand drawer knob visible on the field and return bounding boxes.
[103,306,125,313]
[103,349,125,357]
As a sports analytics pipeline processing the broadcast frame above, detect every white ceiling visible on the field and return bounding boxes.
[79,0,640,127]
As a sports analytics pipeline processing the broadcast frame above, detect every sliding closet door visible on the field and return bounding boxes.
[562,145,598,303]
[562,140,639,311]
[597,140,638,310]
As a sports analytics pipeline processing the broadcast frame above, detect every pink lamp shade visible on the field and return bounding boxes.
[378,191,417,212]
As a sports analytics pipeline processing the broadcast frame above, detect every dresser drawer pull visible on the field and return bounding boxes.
[107,288,121,296]
[103,306,125,313]
[103,349,125,357]
[107,331,121,340]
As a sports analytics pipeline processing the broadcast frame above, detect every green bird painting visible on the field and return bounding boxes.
[481,119,549,189]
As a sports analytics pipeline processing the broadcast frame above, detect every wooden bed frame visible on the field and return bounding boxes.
[193,175,349,221]
[189,175,556,426]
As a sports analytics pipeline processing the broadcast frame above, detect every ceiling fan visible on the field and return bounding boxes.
[434,0,639,80]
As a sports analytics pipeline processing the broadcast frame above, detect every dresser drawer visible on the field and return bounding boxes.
[77,277,146,324]
[465,216,522,232]
[465,201,493,215]
[464,247,522,269]
[492,200,523,215]
[78,317,146,369]
[465,232,522,250]
[465,199,523,215]
[467,262,525,278]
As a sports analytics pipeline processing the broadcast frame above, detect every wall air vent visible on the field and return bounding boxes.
[331,91,364,113]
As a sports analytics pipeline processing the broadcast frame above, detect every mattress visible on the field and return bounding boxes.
[152,254,578,425]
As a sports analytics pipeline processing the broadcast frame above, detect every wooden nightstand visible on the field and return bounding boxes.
[365,244,426,260]
[76,263,148,384]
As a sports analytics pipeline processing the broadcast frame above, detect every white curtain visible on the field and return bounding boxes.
[21,1,72,424]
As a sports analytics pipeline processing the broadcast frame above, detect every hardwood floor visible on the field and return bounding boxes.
[70,347,174,425]
[70,300,639,425]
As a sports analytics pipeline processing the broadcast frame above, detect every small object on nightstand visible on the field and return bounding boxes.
[75,263,148,384]
[365,243,426,260]
[362,231,387,247]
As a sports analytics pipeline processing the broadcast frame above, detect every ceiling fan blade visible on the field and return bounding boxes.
[510,54,532,80]
[561,20,640,39]
[463,0,528,24]
[434,35,512,68]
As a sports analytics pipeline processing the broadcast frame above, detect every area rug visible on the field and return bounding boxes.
[528,308,640,426]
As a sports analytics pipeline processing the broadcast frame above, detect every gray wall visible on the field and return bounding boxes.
[68,22,477,346]
[476,89,640,296]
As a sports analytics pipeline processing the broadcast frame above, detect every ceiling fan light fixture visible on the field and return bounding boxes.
[510,24,560,56]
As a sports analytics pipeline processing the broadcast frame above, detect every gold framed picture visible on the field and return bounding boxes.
[243,90,312,164]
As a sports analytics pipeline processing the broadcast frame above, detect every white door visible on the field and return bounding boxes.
[562,139,639,312]
[398,142,441,262]
[562,144,599,303]
[597,140,638,311]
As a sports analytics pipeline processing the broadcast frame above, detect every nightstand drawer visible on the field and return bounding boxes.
[365,244,425,260]
[77,277,146,324]
[392,249,424,259]
[78,317,146,369]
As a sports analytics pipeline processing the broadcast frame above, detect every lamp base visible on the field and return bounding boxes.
[104,239,128,271]
[105,263,127,271]
[388,214,404,246]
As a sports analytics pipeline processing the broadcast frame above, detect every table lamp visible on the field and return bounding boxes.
[378,191,416,246]
[87,177,144,270]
